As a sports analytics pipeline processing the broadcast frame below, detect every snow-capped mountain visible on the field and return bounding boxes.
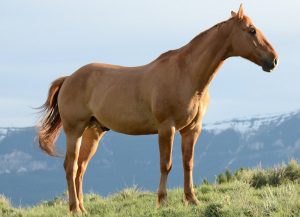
[204,110,300,135]
[1,111,300,206]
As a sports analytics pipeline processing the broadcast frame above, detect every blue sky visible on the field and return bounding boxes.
[0,0,299,127]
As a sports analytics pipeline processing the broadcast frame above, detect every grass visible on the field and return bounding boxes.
[1,161,300,217]
[217,159,300,188]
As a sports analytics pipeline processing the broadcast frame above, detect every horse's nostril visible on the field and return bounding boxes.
[274,58,278,66]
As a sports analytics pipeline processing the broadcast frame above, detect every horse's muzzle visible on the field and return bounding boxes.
[262,58,278,72]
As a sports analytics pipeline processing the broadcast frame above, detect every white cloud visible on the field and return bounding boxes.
[0,150,48,174]
[17,167,27,173]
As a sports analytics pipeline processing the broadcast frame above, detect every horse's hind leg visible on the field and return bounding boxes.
[75,124,105,213]
[63,122,86,213]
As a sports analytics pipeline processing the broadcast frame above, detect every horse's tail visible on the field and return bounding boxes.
[37,76,67,156]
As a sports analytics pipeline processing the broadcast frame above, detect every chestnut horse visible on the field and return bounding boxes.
[38,5,278,213]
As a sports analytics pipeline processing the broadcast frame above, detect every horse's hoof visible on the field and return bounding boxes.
[183,195,200,206]
[70,208,81,214]
[69,204,82,214]
[156,193,167,208]
[79,204,87,214]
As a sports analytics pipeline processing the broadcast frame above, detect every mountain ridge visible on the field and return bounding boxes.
[1,110,300,206]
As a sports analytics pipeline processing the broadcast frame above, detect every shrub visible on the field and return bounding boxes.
[250,170,268,188]
[268,166,284,186]
[216,173,227,184]
[225,169,232,182]
[0,195,10,209]
[215,169,235,184]
[284,159,300,182]
[228,159,300,188]
[202,178,209,185]
[0,195,18,217]
[200,185,212,194]
[234,168,253,184]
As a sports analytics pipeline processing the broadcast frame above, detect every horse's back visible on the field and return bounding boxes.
[58,62,158,134]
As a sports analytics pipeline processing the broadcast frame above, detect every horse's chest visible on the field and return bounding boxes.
[154,96,200,130]
[173,101,200,129]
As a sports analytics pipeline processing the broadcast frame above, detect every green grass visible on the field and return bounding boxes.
[217,159,300,188]
[2,161,300,217]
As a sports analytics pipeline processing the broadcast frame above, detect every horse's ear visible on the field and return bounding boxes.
[237,3,244,19]
[231,11,237,17]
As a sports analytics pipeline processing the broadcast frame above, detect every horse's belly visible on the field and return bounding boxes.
[94,105,158,135]
[112,122,158,135]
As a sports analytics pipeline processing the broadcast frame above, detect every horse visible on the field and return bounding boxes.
[37,4,278,213]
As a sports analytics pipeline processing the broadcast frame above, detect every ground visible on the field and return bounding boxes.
[1,181,300,217]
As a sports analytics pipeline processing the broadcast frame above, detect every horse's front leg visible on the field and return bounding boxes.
[157,123,175,207]
[180,124,202,205]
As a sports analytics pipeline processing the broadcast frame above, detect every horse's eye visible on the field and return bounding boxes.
[249,28,256,35]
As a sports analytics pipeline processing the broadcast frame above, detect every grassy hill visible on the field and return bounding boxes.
[1,160,300,217]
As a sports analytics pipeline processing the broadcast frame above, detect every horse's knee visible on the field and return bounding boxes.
[183,160,193,172]
[160,161,172,174]
[66,167,78,180]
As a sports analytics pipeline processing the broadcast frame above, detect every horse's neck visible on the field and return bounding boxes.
[178,22,232,96]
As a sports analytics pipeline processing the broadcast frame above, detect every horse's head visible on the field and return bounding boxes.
[228,4,278,72]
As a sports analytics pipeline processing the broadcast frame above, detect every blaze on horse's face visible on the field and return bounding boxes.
[230,5,278,72]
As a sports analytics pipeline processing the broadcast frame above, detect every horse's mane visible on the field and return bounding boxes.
[154,18,233,62]
[190,20,232,43]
